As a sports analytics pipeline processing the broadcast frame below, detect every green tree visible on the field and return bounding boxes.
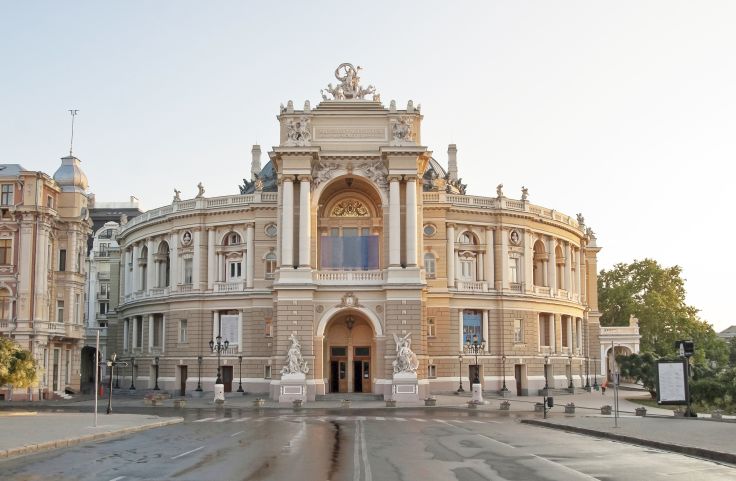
[617,352,659,398]
[599,259,723,365]
[729,338,736,367]
[0,337,39,388]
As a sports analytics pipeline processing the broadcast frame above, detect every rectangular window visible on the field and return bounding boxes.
[330,346,347,357]
[539,315,550,347]
[1,184,13,205]
[319,234,380,270]
[229,262,242,279]
[424,254,436,279]
[123,319,129,351]
[264,318,272,337]
[428,364,437,378]
[46,195,54,208]
[153,316,163,348]
[462,310,482,343]
[184,258,193,284]
[56,300,64,323]
[135,317,143,348]
[354,347,370,357]
[561,317,569,347]
[179,319,188,343]
[59,249,67,271]
[264,365,272,379]
[509,257,519,283]
[427,317,436,337]
[514,319,523,343]
[0,239,11,264]
[99,302,108,315]
[99,283,109,298]
[219,314,239,348]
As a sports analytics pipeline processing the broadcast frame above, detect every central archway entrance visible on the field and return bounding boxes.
[324,312,375,393]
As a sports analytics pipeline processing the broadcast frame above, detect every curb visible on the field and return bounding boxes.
[520,419,736,465]
[0,417,183,460]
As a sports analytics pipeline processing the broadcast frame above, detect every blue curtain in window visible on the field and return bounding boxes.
[463,310,482,340]
[320,236,379,270]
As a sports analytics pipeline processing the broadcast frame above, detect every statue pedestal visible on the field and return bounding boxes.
[214,384,225,403]
[389,372,419,402]
[279,373,307,404]
[471,383,484,404]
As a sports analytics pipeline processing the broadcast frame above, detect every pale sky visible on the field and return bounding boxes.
[2,1,734,331]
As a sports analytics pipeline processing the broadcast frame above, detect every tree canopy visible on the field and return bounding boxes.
[0,337,38,388]
[599,259,726,365]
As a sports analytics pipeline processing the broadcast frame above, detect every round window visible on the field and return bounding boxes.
[423,224,436,237]
[265,223,278,238]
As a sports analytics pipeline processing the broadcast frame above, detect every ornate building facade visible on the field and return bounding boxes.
[109,65,604,399]
[0,158,90,400]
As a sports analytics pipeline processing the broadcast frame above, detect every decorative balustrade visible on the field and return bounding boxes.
[455,280,488,292]
[313,270,384,284]
[533,285,551,295]
[600,326,640,335]
[509,282,523,293]
[120,192,277,232]
[214,281,245,292]
[423,192,580,229]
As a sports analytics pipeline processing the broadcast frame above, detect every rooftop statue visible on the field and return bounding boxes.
[196,182,205,198]
[173,188,181,202]
[321,63,378,100]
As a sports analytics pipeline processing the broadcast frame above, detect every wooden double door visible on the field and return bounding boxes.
[329,346,371,393]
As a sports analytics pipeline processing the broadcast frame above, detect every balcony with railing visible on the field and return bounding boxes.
[455,280,489,292]
[313,270,384,285]
[214,281,244,293]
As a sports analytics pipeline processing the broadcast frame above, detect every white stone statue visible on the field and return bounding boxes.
[390,116,414,145]
[577,213,585,227]
[196,182,205,198]
[521,186,528,201]
[322,63,379,100]
[173,188,181,202]
[281,333,309,375]
[392,333,419,374]
[285,117,312,146]
[496,183,504,198]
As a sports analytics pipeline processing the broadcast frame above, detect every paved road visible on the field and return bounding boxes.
[2,408,734,481]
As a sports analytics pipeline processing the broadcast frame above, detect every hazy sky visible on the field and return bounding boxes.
[2,1,734,331]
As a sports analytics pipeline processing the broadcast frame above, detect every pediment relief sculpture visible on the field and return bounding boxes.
[330,199,369,217]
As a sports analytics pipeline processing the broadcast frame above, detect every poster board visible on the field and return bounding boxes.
[656,360,688,405]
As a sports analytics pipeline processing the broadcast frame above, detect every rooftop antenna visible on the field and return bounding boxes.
[68,109,79,156]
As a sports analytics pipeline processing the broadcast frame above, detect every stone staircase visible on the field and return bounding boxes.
[53,390,73,400]
[316,393,383,401]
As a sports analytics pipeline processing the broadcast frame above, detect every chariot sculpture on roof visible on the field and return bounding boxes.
[321,63,379,101]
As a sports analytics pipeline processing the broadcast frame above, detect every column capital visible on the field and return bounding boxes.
[446,222,457,229]
[403,174,418,182]
[297,175,312,183]
[244,221,256,229]
[484,225,494,231]
[279,174,296,183]
[387,175,402,183]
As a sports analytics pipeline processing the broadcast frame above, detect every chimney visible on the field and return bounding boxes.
[251,144,262,181]
[447,144,458,181]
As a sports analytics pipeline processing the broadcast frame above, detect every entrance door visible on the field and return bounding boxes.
[514,364,523,395]
[222,366,233,393]
[179,366,188,396]
[352,360,370,393]
[329,346,348,393]
[52,349,60,391]
[468,364,480,385]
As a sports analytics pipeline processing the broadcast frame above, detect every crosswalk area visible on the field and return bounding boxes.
[191,415,498,425]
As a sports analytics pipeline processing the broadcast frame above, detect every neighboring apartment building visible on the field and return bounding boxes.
[80,198,143,393]
[107,65,605,399]
[0,157,90,400]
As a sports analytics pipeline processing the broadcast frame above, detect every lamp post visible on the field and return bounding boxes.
[129,356,136,390]
[209,336,229,403]
[543,355,549,390]
[501,355,509,393]
[464,334,485,384]
[593,357,598,390]
[585,356,590,390]
[196,355,203,391]
[568,353,574,389]
[104,353,127,414]
[153,356,160,390]
[456,354,464,393]
[237,355,244,393]
[114,362,120,389]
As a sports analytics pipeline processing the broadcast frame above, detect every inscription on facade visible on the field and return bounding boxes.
[314,127,386,140]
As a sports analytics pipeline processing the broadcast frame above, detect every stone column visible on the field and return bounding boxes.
[548,314,556,352]
[207,229,216,290]
[482,310,489,353]
[245,223,255,289]
[500,228,509,290]
[170,233,178,290]
[547,237,556,295]
[554,314,562,353]
[298,176,311,268]
[146,238,155,290]
[567,316,573,351]
[148,314,154,352]
[446,224,455,289]
[389,176,401,266]
[578,247,585,302]
[405,175,417,267]
[281,176,294,267]
[484,228,494,286]
[132,244,140,291]
[564,242,572,293]
[192,230,201,289]
[524,231,534,293]
[458,310,464,352]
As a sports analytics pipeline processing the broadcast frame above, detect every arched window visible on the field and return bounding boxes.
[555,244,564,290]
[424,253,436,279]
[0,288,11,320]
[533,240,546,286]
[156,242,170,287]
[224,232,242,246]
[139,246,148,291]
[458,232,473,245]
[265,252,277,279]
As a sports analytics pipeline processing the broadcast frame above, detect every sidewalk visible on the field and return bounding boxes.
[0,412,183,459]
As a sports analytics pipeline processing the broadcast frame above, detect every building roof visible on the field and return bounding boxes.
[0,164,28,176]
[718,325,736,339]
[53,155,88,193]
